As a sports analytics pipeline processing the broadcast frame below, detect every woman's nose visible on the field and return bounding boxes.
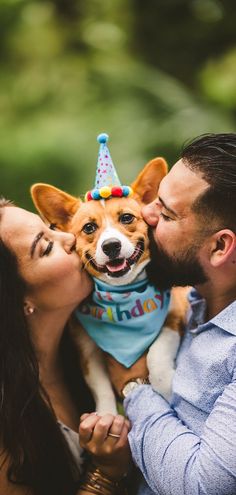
[57,231,76,254]
[141,201,159,227]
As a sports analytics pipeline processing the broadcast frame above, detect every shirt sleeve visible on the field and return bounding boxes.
[125,379,236,495]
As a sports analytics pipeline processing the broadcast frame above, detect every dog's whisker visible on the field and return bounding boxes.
[83,259,92,270]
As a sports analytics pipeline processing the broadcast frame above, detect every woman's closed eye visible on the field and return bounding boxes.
[40,224,58,255]
[40,240,54,257]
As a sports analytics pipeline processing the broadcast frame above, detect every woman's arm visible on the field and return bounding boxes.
[77,412,131,494]
[77,466,128,495]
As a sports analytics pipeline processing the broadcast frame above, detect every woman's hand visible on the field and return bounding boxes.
[105,352,149,397]
[79,412,131,479]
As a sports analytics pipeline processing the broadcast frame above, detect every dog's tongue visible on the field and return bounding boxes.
[106,259,127,273]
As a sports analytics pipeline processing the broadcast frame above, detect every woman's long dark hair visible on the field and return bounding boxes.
[0,201,94,495]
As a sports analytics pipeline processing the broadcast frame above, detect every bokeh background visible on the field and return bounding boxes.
[1,0,236,209]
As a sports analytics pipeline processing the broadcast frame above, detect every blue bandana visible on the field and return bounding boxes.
[76,277,170,368]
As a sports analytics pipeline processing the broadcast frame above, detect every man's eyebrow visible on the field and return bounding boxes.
[158,197,178,217]
[30,231,44,258]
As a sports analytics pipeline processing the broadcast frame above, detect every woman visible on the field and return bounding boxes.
[0,199,130,495]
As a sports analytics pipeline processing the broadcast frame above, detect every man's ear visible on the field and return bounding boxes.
[31,183,81,230]
[210,230,236,267]
[131,157,168,204]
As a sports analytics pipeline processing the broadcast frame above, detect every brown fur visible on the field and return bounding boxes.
[69,197,150,278]
[165,287,190,335]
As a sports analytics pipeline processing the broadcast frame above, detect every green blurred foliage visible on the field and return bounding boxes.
[0,0,235,210]
[200,48,236,109]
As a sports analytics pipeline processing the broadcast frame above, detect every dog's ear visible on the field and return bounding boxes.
[131,157,168,204]
[31,183,81,230]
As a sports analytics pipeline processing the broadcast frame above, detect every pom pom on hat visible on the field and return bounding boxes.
[97,133,109,144]
[111,186,123,197]
[100,186,112,198]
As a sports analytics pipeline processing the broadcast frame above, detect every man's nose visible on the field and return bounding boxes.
[57,231,76,253]
[141,201,159,226]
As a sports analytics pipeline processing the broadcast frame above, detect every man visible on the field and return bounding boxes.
[107,133,236,494]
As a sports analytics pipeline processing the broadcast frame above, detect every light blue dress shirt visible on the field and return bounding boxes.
[125,289,236,495]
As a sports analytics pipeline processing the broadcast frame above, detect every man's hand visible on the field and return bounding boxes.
[105,352,148,397]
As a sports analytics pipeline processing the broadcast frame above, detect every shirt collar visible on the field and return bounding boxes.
[188,288,236,336]
[210,301,236,336]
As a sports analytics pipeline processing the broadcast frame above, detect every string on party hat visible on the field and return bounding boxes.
[85,133,133,201]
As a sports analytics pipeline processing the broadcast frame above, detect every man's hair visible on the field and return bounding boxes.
[181,133,236,232]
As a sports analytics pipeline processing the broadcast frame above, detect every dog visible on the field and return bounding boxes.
[31,155,188,414]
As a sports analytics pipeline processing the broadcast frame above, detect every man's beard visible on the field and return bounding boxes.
[146,228,208,290]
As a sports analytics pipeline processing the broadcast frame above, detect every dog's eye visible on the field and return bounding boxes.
[49,223,57,230]
[119,213,135,224]
[82,222,98,234]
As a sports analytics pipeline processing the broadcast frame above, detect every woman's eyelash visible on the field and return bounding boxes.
[41,241,54,257]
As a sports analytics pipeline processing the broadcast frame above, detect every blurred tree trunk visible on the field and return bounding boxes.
[51,0,83,20]
[132,0,236,87]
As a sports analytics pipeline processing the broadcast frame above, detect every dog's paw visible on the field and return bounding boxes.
[95,398,118,416]
[146,326,180,401]
[148,366,174,402]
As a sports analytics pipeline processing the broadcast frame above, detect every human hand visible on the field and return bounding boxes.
[105,352,149,397]
[79,412,131,479]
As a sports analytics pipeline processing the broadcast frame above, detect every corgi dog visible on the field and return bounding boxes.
[31,156,188,414]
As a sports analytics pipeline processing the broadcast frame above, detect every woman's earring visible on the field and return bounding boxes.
[24,305,35,315]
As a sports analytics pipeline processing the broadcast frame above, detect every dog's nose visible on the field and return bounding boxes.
[102,238,121,259]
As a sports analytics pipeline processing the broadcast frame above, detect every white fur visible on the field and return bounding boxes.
[147,326,180,402]
[147,295,181,401]
[73,326,118,414]
[100,199,106,208]
[95,227,134,265]
[95,226,149,286]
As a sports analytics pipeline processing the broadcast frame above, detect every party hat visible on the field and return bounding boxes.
[85,133,133,201]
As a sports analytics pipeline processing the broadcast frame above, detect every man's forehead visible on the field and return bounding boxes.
[159,159,209,212]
